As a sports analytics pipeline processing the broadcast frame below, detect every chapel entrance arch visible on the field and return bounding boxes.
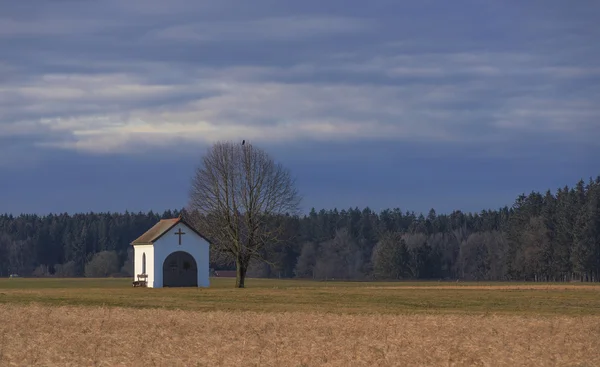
[162,251,198,287]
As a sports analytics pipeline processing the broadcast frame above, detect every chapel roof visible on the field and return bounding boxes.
[131,215,211,246]
[131,218,181,245]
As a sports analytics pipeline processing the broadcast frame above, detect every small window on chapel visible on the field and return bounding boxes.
[142,253,146,274]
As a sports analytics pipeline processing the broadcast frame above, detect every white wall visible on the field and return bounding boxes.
[152,222,210,288]
[133,244,154,287]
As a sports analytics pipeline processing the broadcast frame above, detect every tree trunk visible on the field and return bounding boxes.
[235,258,247,288]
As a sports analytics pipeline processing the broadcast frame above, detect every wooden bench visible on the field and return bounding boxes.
[133,273,148,287]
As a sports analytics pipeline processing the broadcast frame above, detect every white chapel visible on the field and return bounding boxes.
[130,216,210,288]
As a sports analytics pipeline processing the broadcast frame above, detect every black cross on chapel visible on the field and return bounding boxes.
[174,228,186,245]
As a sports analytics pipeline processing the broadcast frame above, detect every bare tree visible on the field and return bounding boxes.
[187,141,301,288]
[84,251,120,278]
[294,242,317,278]
[314,228,362,280]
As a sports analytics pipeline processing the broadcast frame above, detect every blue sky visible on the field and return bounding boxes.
[0,0,599,216]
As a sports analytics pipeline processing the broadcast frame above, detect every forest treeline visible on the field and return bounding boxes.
[1,177,599,281]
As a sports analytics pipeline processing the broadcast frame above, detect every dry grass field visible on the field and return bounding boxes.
[1,278,600,366]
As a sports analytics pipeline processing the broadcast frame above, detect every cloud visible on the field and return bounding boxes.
[153,16,371,42]
[0,17,122,37]
[3,56,599,153]
[26,79,460,153]
[0,0,598,155]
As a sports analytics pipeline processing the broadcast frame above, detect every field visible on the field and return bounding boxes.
[1,278,600,366]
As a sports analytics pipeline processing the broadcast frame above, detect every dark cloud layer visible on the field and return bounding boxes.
[0,0,598,213]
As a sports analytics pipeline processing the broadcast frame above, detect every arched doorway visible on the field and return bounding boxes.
[163,251,198,287]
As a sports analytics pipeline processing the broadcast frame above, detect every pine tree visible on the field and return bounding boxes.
[572,182,600,281]
[540,190,557,279]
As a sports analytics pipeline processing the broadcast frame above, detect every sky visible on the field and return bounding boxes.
[0,0,599,216]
